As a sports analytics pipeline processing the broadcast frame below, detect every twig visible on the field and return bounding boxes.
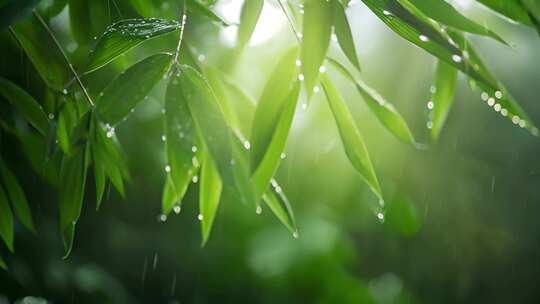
[33,10,95,107]
[173,1,188,64]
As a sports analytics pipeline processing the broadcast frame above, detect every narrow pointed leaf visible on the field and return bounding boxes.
[199,151,223,246]
[301,0,334,95]
[161,69,198,215]
[0,161,35,233]
[0,185,14,252]
[10,13,70,91]
[85,19,180,73]
[187,0,232,26]
[68,0,109,45]
[252,81,300,197]
[251,48,298,172]
[321,74,382,199]
[179,65,255,205]
[262,180,297,234]
[430,60,457,141]
[361,0,538,135]
[328,58,415,144]
[334,2,361,71]
[237,0,264,48]
[96,53,172,125]
[0,77,49,136]
[59,145,88,258]
[475,0,533,26]
[408,0,508,44]
[94,160,106,210]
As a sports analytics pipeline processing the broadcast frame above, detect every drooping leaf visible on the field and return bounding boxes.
[203,66,242,134]
[0,0,39,29]
[56,99,79,154]
[408,0,508,44]
[301,0,334,96]
[199,150,223,246]
[0,77,49,136]
[320,74,382,199]
[360,0,538,135]
[250,48,298,173]
[10,13,70,91]
[429,60,457,141]
[68,0,109,45]
[475,0,533,26]
[0,161,35,233]
[262,179,297,234]
[85,19,180,73]
[59,145,88,258]
[252,81,300,198]
[178,65,255,205]
[237,0,264,48]
[333,1,361,71]
[161,68,198,215]
[0,184,14,252]
[96,53,172,125]
[328,58,415,145]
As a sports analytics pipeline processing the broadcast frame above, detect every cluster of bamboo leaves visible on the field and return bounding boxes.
[0,0,539,268]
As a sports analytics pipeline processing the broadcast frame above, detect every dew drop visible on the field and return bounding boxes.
[452,54,462,63]
[427,101,434,110]
[494,103,501,112]
[419,35,429,42]
[197,214,203,221]
[426,121,433,129]
[512,115,520,124]
[500,108,508,116]
[243,140,251,150]
[255,205,262,215]
[280,153,286,159]
[161,135,166,142]
[165,165,171,172]
[319,66,327,73]
[481,92,489,101]
[159,214,167,222]
[487,98,495,107]
[383,10,392,16]
[192,175,198,183]
[191,145,198,153]
[292,230,299,239]
[376,212,385,222]
[301,103,307,110]
[495,90,503,99]
[48,113,55,120]
[295,59,302,67]
[313,86,320,93]
[173,205,181,214]
[298,74,305,81]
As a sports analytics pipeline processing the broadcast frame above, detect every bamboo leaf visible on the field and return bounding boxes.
[96,53,172,125]
[0,184,14,252]
[320,74,382,199]
[161,69,199,215]
[429,60,457,141]
[252,81,300,198]
[0,161,35,233]
[250,48,298,173]
[68,0,109,45]
[199,150,223,246]
[408,0,508,44]
[360,0,538,135]
[0,77,49,136]
[187,0,232,26]
[334,2,361,71]
[59,145,88,258]
[262,179,297,234]
[328,58,415,145]
[475,0,533,26]
[179,65,256,205]
[10,13,70,91]
[85,19,180,73]
[237,0,264,48]
[301,0,334,96]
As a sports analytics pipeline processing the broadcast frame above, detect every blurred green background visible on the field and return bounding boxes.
[1,0,540,303]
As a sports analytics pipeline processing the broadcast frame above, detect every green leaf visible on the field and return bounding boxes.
[85,19,180,73]
[476,0,533,26]
[0,77,49,136]
[0,161,35,233]
[10,13,70,91]
[328,58,415,145]
[301,0,334,96]
[360,0,538,135]
[68,0,109,45]
[0,254,6,270]
[203,66,242,134]
[179,65,255,205]
[93,159,106,210]
[522,0,540,25]
[237,0,264,48]
[199,150,223,246]
[252,81,300,198]
[59,145,88,258]
[0,0,39,29]
[408,0,508,44]
[0,184,14,252]
[56,99,79,154]
[96,53,172,125]
[161,68,199,215]
[262,180,297,234]
[333,2,361,71]
[250,48,299,173]
[187,0,232,26]
[429,60,457,141]
[320,74,382,200]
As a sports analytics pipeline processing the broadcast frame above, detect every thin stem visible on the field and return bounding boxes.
[277,0,301,44]
[173,1,188,64]
[33,10,95,107]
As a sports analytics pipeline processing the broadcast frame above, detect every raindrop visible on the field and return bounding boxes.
[243,140,251,150]
[494,103,501,112]
[197,54,206,62]
[161,135,166,142]
[62,89,68,95]
[280,153,286,159]
[427,101,434,110]
[295,59,302,67]
[383,10,392,16]
[191,145,198,153]
[197,214,203,221]
[452,54,462,63]
[256,205,262,215]
[430,85,437,94]
[319,66,327,73]
[292,230,299,239]
[419,35,429,42]
[426,121,433,129]
[495,90,503,99]
[301,103,307,110]
[313,86,320,93]
[192,175,198,183]
[501,108,508,116]
[192,156,199,167]
[376,212,385,222]
[487,98,495,107]
[296,32,303,39]
[512,115,520,124]
[275,185,282,193]
[298,74,305,81]
[165,165,171,172]
[173,205,181,214]
[481,92,489,101]
[519,120,526,128]
[48,113,55,120]
[159,214,167,222]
